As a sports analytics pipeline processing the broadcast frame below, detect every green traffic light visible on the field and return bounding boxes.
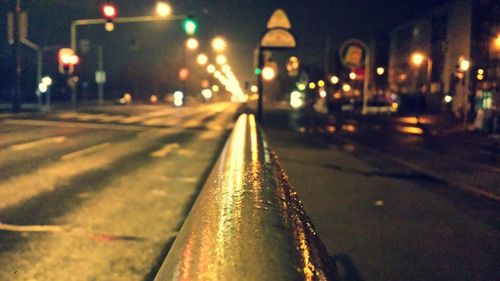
[183,18,197,35]
[255,68,261,76]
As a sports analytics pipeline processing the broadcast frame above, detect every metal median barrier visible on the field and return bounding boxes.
[154,114,338,281]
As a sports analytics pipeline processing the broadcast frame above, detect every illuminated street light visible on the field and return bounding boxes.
[250,85,258,93]
[459,58,470,72]
[262,66,276,81]
[411,52,425,66]
[207,64,216,73]
[221,64,231,73]
[494,33,500,51]
[330,76,339,84]
[477,69,484,75]
[216,54,227,65]
[155,2,172,17]
[196,54,208,65]
[212,85,220,92]
[342,84,351,92]
[211,37,226,52]
[186,38,199,50]
[349,72,356,80]
[41,76,52,86]
[318,80,325,87]
[38,83,48,93]
[376,67,385,75]
[308,82,316,90]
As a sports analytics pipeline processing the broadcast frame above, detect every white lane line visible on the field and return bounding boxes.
[150,143,180,158]
[61,142,111,161]
[9,136,66,151]
[3,119,147,131]
[0,223,64,233]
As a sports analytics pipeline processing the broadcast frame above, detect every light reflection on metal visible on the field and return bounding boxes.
[154,114,337,281]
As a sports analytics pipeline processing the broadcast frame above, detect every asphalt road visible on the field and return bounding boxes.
[0,102,239,280]
[263,106,500,281]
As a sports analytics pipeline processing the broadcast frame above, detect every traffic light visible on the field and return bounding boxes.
[183,17,197,35]
[101,2,117,31]
[58,48,79,75]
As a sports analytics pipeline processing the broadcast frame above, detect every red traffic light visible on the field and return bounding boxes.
[101,3,117,19]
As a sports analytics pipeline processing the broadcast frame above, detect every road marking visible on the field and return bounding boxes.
[61,142,111,161]
[150,143,180,158]
[3,119,147,131]
[9,136,66,151]
[0,223,64,233]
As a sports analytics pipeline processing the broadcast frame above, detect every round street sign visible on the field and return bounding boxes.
[339,39,368,68]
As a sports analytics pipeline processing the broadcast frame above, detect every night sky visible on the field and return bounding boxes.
[0,0,450,100]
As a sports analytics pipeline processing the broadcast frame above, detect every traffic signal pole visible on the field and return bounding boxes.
[12,0,22,112]
[70,15,187,51]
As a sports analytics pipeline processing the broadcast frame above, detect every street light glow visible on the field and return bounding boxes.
[41,76,52,86]
[196,54,208,65]
[308,82,316,90]
[376,67,385,75]
[411,52,425,66]
[186,38,199,50]
[207,64,216,73]
[349,72,356,80]
[250,85,258,93]
[216,54,227,65]
[494,33,500,51]
[155,2,172,17]
[330,76,339,84]
[318,80,325,87]
[342,84,351,92]
[459,59,470,72]
[262,66,276,81]
[212,37,226,52]
[222,64,231,73]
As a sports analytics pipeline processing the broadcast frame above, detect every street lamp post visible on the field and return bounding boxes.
[410,52,433,125]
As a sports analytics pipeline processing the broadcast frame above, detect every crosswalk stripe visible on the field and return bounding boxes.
[9,136,66,151]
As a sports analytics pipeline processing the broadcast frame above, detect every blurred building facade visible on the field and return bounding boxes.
[388,0,499,124]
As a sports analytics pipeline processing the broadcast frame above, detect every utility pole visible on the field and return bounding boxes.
[12,0,22,112]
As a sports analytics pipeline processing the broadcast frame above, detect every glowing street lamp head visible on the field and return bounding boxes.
[41,76,52,86]
[221,64,231,73]
[196,53,208,65]
[494,33,500,51]
[186,38,199,50]
[207,64,216,73]
[376,67,385,75]
[155,2,172,17]
[330,76,339,85]
[216,54,227,65]
[262,66,276,81]
[459,58,470,72]
[211,37,226,52]
[349,72,357,80]
[342,84,351,92]
[411,52,425,66]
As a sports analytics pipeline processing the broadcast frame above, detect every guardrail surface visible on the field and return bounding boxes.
[154,114,338,280]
